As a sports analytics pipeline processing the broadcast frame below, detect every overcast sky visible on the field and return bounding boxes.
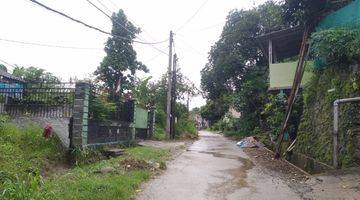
[0,0,266,108]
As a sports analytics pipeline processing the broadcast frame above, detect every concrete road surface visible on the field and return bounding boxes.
[137,131,300,200]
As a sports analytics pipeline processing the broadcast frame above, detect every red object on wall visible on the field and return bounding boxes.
[43,125,53,139]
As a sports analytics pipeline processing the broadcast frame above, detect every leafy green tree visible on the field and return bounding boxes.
[281,0,352,25]
[133,72,198,137]
[200,95,231,126]
[94,10,148,101]
[0,64,8,72]
[12,66,59,83]
[200,1,287,131]
[134,71,198,111]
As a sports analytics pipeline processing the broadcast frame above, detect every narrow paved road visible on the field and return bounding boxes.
[137,131,300,200]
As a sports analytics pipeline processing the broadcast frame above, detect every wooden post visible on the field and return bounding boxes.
[166,31,174,139]
[268,39,273,64]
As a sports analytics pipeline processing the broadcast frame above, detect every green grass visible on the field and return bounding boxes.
[45,146,170,200]
[0,117,171,200]
[0,123,64,176]
[0,120,65,200]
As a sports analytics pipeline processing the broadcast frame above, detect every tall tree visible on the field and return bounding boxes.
[94,10,148,101]
[200,1,288,131]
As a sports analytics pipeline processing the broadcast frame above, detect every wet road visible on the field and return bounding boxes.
[137,131,300,200]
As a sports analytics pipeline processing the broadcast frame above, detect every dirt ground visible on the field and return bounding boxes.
[241,144,360,200]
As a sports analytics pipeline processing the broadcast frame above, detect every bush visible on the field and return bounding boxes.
[175,118,198,139]
[311,27,360,69]
[153,124,166,141]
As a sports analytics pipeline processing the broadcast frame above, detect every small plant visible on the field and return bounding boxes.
[0,173,54,200]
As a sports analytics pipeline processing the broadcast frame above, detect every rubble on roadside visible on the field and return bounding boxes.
[236,136,264,148]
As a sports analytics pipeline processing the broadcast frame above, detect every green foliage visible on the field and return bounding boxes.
[263,93,287,139]
[200,95,231,126]
[282,0,353,26]
[133,72,198,139]
[200,1,287,136]
[0,64,8,72]
[94,10,147,100]
[0,118,64,199]
[311,27,360,69]
[88,93,117,121]
[175,117,198,139]
[12,66,60,83]
[153,124,166,141]
[297,67,360,167]
[1,173,54,200]
[201,1,286,101]
[233,68,268,135]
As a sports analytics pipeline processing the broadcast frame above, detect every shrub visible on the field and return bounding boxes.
[175,118,198,139]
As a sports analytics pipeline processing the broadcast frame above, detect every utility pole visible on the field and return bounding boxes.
[166,31,174,139]
[170,54,178,139]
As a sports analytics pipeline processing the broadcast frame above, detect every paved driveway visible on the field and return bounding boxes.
[137,131,300,200]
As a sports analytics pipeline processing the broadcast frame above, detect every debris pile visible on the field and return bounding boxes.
[236,136,264,148]
[120,159,152,171]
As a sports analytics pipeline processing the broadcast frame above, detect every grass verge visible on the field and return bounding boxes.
[45,146,170,200]
[0,118,170,200]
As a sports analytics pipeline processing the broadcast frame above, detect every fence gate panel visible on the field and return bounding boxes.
[0,82,75,118]
[135,107,148,129]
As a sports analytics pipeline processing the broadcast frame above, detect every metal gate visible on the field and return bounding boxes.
[0,82,75,117]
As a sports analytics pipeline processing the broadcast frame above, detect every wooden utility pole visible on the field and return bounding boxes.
[166,31,174,139]
[170,54,178,139]
[274,24,311,159]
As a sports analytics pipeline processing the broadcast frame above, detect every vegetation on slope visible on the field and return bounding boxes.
[0,116,170,199]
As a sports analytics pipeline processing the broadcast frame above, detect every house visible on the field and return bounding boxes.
[257,0,360,94]
[0,69,25,100]
[257,26,313,94]
[0,69,25,84]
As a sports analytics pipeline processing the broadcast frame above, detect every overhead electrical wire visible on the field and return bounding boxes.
[175,34,204,56]
[85,0,138,37]
[0,37,102,50]
[97,0,165,43]
[84,0,168,55]
[27,0,167,46]
[0,58,17,70]
[175,0,210,33]
[94,0,113,14]
[86,0,168,55]
[105,0,118,10]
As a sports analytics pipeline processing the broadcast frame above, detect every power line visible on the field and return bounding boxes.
[0,37,102,50]
[175,34,204,56]
[85,0,168,56]
[175,0,210,33]
[105,0,118,10]
[94,0,113,14]
[0,58,16,70]
[84,0,168,55]
[27,0,167,46]
[85,0,136,37]
[96,0,170,59]
[144,52,163,63]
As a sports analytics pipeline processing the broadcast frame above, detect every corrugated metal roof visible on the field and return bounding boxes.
[0,70,25,83]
